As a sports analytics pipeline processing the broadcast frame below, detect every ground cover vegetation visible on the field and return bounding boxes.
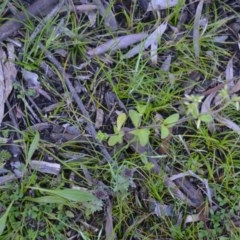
[0,0,240,239]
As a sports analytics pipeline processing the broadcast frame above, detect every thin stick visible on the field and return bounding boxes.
[40,43,113,164]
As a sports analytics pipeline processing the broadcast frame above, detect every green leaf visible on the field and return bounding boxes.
[108,133,124,146]
[96,130,109,141]
[161,125,169,139]
[117,113,127,131]
[25,196,68,204]
[27,131,40,163]
[132,129,150,146]
[199,114,213,123]
[0,201,14,235]
[163,113,179,127]
[29,187,96,202]
[129,110,142,128]
[136,104,147,115]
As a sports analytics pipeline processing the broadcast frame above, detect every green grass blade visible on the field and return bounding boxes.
[27,131,40,163]
[0,201,14,235]
[30,187,96,202]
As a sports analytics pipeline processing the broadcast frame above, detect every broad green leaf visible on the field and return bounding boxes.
[108,133,124,146]
[136,104,147,115]
[30,187,96,202]
[117,113,127,131]
[199,114,213,123]
[27,131,40,163]
[0,201,14,235]
[129,110,141,128]
[163,113,179,127]
[132,129,150,146]
[161,125,169,139]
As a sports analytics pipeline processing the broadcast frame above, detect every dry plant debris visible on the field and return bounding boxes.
[0,0,240,239]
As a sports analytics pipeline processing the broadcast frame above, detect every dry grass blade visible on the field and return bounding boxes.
[193,0,204,58]
[87,32,148,56]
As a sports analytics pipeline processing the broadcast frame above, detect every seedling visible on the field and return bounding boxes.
[184,94,213,129]
[160,113,179,139]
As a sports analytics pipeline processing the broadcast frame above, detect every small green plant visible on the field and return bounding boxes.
[159,113,180,139]
[184,94,213,129]
[98,107,179,147]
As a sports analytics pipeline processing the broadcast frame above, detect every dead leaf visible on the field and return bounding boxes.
[184,214,200,225]
[75,4,97,12]
[215,115,240,133]
[160,54,172,71]
[92,0,118,31]
[78,0,97,26]
[201,92,216,114]
[226,57,234,88]
[124,21,168,59]
[229,80,240,94]
[87,32,148,56]
[152,201,173,217]
[147,0,178,11]
[193,0,204,58]
[95,108,104,129]
[22,69,40,88]
[0,49,6,125]
[105,201,115,240]
[3,43,16,100]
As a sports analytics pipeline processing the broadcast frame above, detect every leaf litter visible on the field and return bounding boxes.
[0,0,240,239]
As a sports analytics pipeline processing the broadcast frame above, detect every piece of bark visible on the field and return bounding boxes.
[30,160,61,175]
[0,0,59,41]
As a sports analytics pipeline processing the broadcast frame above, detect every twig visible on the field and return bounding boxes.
[40,43,113,164]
